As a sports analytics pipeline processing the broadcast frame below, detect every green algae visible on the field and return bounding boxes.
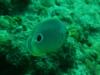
[0,0,100,75]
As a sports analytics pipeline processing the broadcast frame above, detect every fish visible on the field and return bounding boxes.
[26,18,66,56]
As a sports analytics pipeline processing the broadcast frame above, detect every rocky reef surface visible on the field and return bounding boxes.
[0,0,100,75]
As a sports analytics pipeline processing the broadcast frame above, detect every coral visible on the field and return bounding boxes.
[40,0,55,7]
[68,24,83,41]
[11,0,31,15]
[0,0,31,15]
[0,30,10,45]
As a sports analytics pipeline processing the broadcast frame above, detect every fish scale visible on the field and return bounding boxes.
[26,18,66,56]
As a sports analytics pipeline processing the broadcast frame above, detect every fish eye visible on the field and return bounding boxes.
[36,33,43,43]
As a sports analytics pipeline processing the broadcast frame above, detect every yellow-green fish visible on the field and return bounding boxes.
[26,18,66,56]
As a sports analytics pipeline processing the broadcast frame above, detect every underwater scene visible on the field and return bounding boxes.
[0,0,100,75]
